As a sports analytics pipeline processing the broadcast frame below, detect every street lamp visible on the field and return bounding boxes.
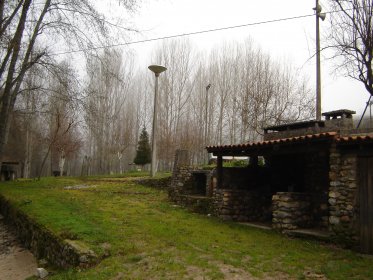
[205,84,211,164]
[314,0,326,121]
[369,100,373,128]
[148,64,167,177]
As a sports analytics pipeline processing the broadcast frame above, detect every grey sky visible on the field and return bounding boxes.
[101,0,370,115]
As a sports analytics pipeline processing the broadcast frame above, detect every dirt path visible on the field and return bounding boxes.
[0,215,38,280]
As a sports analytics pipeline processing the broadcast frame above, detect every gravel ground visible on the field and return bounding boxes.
[0,215,37,280]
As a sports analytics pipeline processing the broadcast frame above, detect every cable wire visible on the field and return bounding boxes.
[51,11,333,56]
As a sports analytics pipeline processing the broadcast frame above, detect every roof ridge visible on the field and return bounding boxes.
[206,131,339,151]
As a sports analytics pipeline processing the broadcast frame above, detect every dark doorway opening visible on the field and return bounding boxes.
[191,172,207,196]
[359,156,373,254]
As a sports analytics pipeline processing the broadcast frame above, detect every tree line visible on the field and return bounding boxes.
[1,0,372,177]
[5,38,314,177]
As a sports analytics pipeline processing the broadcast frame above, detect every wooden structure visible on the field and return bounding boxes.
[358,155,373,253]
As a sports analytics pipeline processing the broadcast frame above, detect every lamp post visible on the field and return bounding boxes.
[368,101,373,128]
[148,64,167,177]
[314,0,326,121]
[205,84,211,164]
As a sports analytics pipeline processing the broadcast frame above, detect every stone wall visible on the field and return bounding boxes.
[264,125,324,141]
[272,192,312,230]
[169,150,192,200]
[174,195,213,214]
[168,150,214,214]
[135,177,171,189]
[266,150,330,229]
[169,166,194,201]
[0,196,97,268]
[328,143,359,246]
[213,189,272,222]
[264,110,354,141]
[169,167,214,214]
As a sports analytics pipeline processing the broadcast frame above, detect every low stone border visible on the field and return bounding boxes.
[0,195,97,268]
[174,195,213,214]
[134,177,171,189]
[213,189,272,222]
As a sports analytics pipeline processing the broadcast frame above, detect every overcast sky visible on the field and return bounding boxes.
[102,0,370,116]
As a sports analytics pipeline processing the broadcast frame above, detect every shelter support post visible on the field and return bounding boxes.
[249,155,258,166]
[217,155,223,189]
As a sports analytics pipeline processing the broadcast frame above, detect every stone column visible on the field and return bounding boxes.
[328,143,359,246]
[272,192,312,230]
[172,150,190,173]
[169,150,192,202]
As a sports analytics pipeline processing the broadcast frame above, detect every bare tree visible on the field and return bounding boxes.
[152,39,195,170]
[38,61,81,178]
[189,59,210,162]
[327,0,373,96]
[38,107,76,179]
[84,49,135,174]
[143,38,313,168]
[204,40,313,147]
[0,0,138,170]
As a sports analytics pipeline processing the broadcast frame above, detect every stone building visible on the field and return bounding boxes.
[169,110,373,254]
[0,159,21,181]
[169,150,214,213]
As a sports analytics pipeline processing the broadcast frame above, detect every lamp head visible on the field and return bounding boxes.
[319,12,326,21]
[313,4,322,13]
[148,65,167,76]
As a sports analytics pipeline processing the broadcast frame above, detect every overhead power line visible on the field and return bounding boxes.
[50,11,333,56]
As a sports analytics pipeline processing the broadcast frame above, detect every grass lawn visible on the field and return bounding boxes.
[0,174,372,279]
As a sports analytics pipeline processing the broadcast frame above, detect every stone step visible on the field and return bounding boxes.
[238,222,272,231]
[284,229,331,242]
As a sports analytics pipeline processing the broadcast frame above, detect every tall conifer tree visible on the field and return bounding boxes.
[134,127,151,166]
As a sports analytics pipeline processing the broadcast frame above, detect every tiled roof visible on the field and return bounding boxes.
[207,132,338,153]
[337,134,373,144]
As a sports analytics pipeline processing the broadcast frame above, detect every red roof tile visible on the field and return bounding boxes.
[336,134,373,144]
[207,132,338,152]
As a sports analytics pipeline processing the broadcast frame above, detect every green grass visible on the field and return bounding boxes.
[0,174,373,279]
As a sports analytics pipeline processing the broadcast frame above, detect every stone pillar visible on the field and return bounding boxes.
[328,143,359,246]
[169,150,192,202]
[272,192,312,230]
[172,150,190,173]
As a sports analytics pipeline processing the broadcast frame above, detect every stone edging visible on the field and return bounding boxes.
[0,195,97,268]
[134,176,171,189]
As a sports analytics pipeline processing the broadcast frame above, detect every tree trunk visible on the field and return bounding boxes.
[0,0,51,170]
[59,150,65,176]
[0,0,32,171]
